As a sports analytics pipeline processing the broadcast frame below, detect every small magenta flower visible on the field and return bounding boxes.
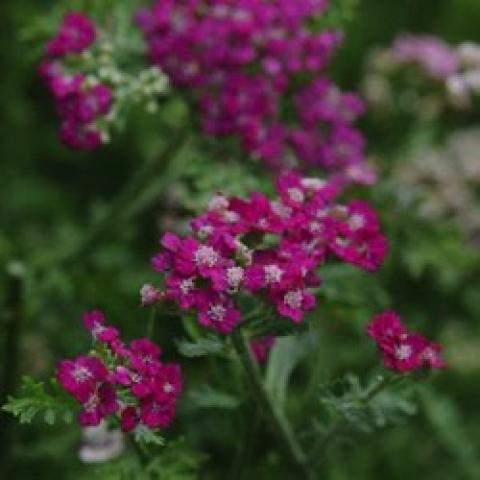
[197,291,242,334]
[273,288,316,323]
[128,338,162,375]
[140,398,176,429]
[57,356,108,402]
[46,12,96,57]
[78,383,119,427]
[82,310,119,344]
[367,311,446,373]
[140,283,163,306]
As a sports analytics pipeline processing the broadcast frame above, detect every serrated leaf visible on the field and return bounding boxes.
[134,425,165,447]
[3,376,76,426]
[318,374,417,435]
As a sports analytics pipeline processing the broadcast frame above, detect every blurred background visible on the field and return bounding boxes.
[1,0,480,479]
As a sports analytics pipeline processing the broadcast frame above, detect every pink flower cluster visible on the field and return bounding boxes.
[136,1,373,181]
[392,34,459,80]
[57,311,182,431]
[38,13,112,150]
[148,171,388,334]
[367,311,446,372]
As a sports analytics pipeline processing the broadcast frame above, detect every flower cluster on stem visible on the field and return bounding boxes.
[136,0,374,182]
[146,171,388,334]
[39,13,112,150]
[367,310,446,372]
[57,310,182,432]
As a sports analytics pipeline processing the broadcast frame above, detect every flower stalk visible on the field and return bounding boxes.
[231,328,317,480]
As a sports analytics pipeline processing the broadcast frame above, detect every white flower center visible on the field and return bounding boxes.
[208,304,227,322]
[180,278,195,295]
[198,225,214,238]
[84,393,99,412]
[348,214,365,230]
[194,246,219,267]
[271,201,292,218]
[223,210,240,223]
[264,264,283,285]
[395,344,413,361]
[91,322,105,339]
[73,366,92,383]
[283,290,303,309]
[422,347,435,360]
[309,221,323,233]
[287,187,305,203]
[163,382,174,394]
[208,194,229,211]
[335,237,349,248]
[257,218,269,229]
[301,177,326,190]
[226,267,244,288]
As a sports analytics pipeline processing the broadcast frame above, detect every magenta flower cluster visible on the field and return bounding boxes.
[146,171,388,334]
[136,1,373,182]
[57,311,182,431]
[367,311,446,372]
[38,13,113,150]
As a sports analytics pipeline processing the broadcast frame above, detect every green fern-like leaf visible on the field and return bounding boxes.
[319,374,417,435]
[133,424,165,447]
[3,376,76,426]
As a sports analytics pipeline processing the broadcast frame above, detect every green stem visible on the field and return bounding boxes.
[33,132,191,270]
[0,262,25,472]
[231,329,316,480]
[146,306,156,340]
[231,405,261,480]
[129,436,149,467]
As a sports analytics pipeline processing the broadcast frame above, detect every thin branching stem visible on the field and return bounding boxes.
[33,131,192,271]
[231,329,317,480]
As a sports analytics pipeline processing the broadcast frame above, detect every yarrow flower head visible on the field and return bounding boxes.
[39,11,169,151]
[136,0,374,182]
[57,310,182,432]
[367,310,446,373]
[39,13,112,150]
[148,171,388,334]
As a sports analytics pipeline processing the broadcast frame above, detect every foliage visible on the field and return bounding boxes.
[1,1,480,480]
[3,377,76,426]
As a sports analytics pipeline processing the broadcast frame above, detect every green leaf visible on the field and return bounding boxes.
[265,331,317,410]
[133,425,165,447]
[319,374,417,435]
[146,438,207,480]
[3,376,76,426]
